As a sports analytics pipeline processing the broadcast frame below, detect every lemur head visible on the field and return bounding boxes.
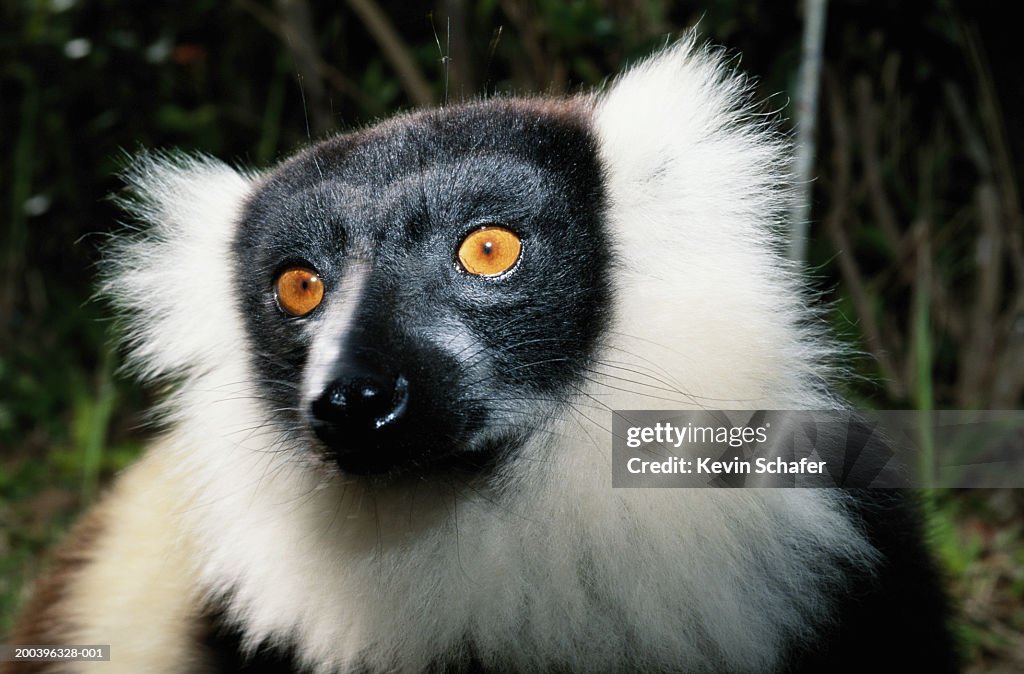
[107,39,832,495]
[237,100,611,477]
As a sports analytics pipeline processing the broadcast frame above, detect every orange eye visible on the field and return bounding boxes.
[457,226,522,277]
[275,267,324,316]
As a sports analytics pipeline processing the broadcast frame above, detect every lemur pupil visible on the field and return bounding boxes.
[483,242,493,255]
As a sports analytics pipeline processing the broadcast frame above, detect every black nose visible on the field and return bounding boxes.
[312,371,409,431]
[310,370,416,473]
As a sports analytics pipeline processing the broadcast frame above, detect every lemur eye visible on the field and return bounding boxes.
[275,267,324,316]
[457,226,522,277]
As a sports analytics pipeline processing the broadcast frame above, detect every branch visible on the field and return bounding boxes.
[236,0,373,115]
[275,0,332,135]
[788,0,829,263]
[346,0,435,107]
[945,83,1003,405]
[853,76,902,250]
[823,74,906,399]
[498,0,567,91]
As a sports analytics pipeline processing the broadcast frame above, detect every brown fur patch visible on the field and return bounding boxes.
[1,505,107,674]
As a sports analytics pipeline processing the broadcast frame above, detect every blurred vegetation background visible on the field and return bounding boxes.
[1,0,1021,670]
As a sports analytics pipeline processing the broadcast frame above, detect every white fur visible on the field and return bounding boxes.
[302,262,371,401]
[85,41,877,672]
[104,153,254,386]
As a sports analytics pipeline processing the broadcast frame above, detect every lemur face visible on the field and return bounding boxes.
[234,100,612,477]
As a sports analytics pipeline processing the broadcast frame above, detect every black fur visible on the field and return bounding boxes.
[786,490,959,672]
[201,605,303,674]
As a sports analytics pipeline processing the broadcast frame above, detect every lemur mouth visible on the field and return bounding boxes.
[314,426,517,484]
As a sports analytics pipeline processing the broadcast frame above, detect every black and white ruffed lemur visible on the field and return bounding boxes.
[6,39,958,673]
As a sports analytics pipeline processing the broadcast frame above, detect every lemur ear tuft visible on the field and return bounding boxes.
[102,152,254,382]
[588,38,818,408]
[592,36,792,239]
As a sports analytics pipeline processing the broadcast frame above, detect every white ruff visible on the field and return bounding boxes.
[107,41,876,673]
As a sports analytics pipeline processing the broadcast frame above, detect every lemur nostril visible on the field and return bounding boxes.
[375,374,409,429]
[342,376,388,417]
